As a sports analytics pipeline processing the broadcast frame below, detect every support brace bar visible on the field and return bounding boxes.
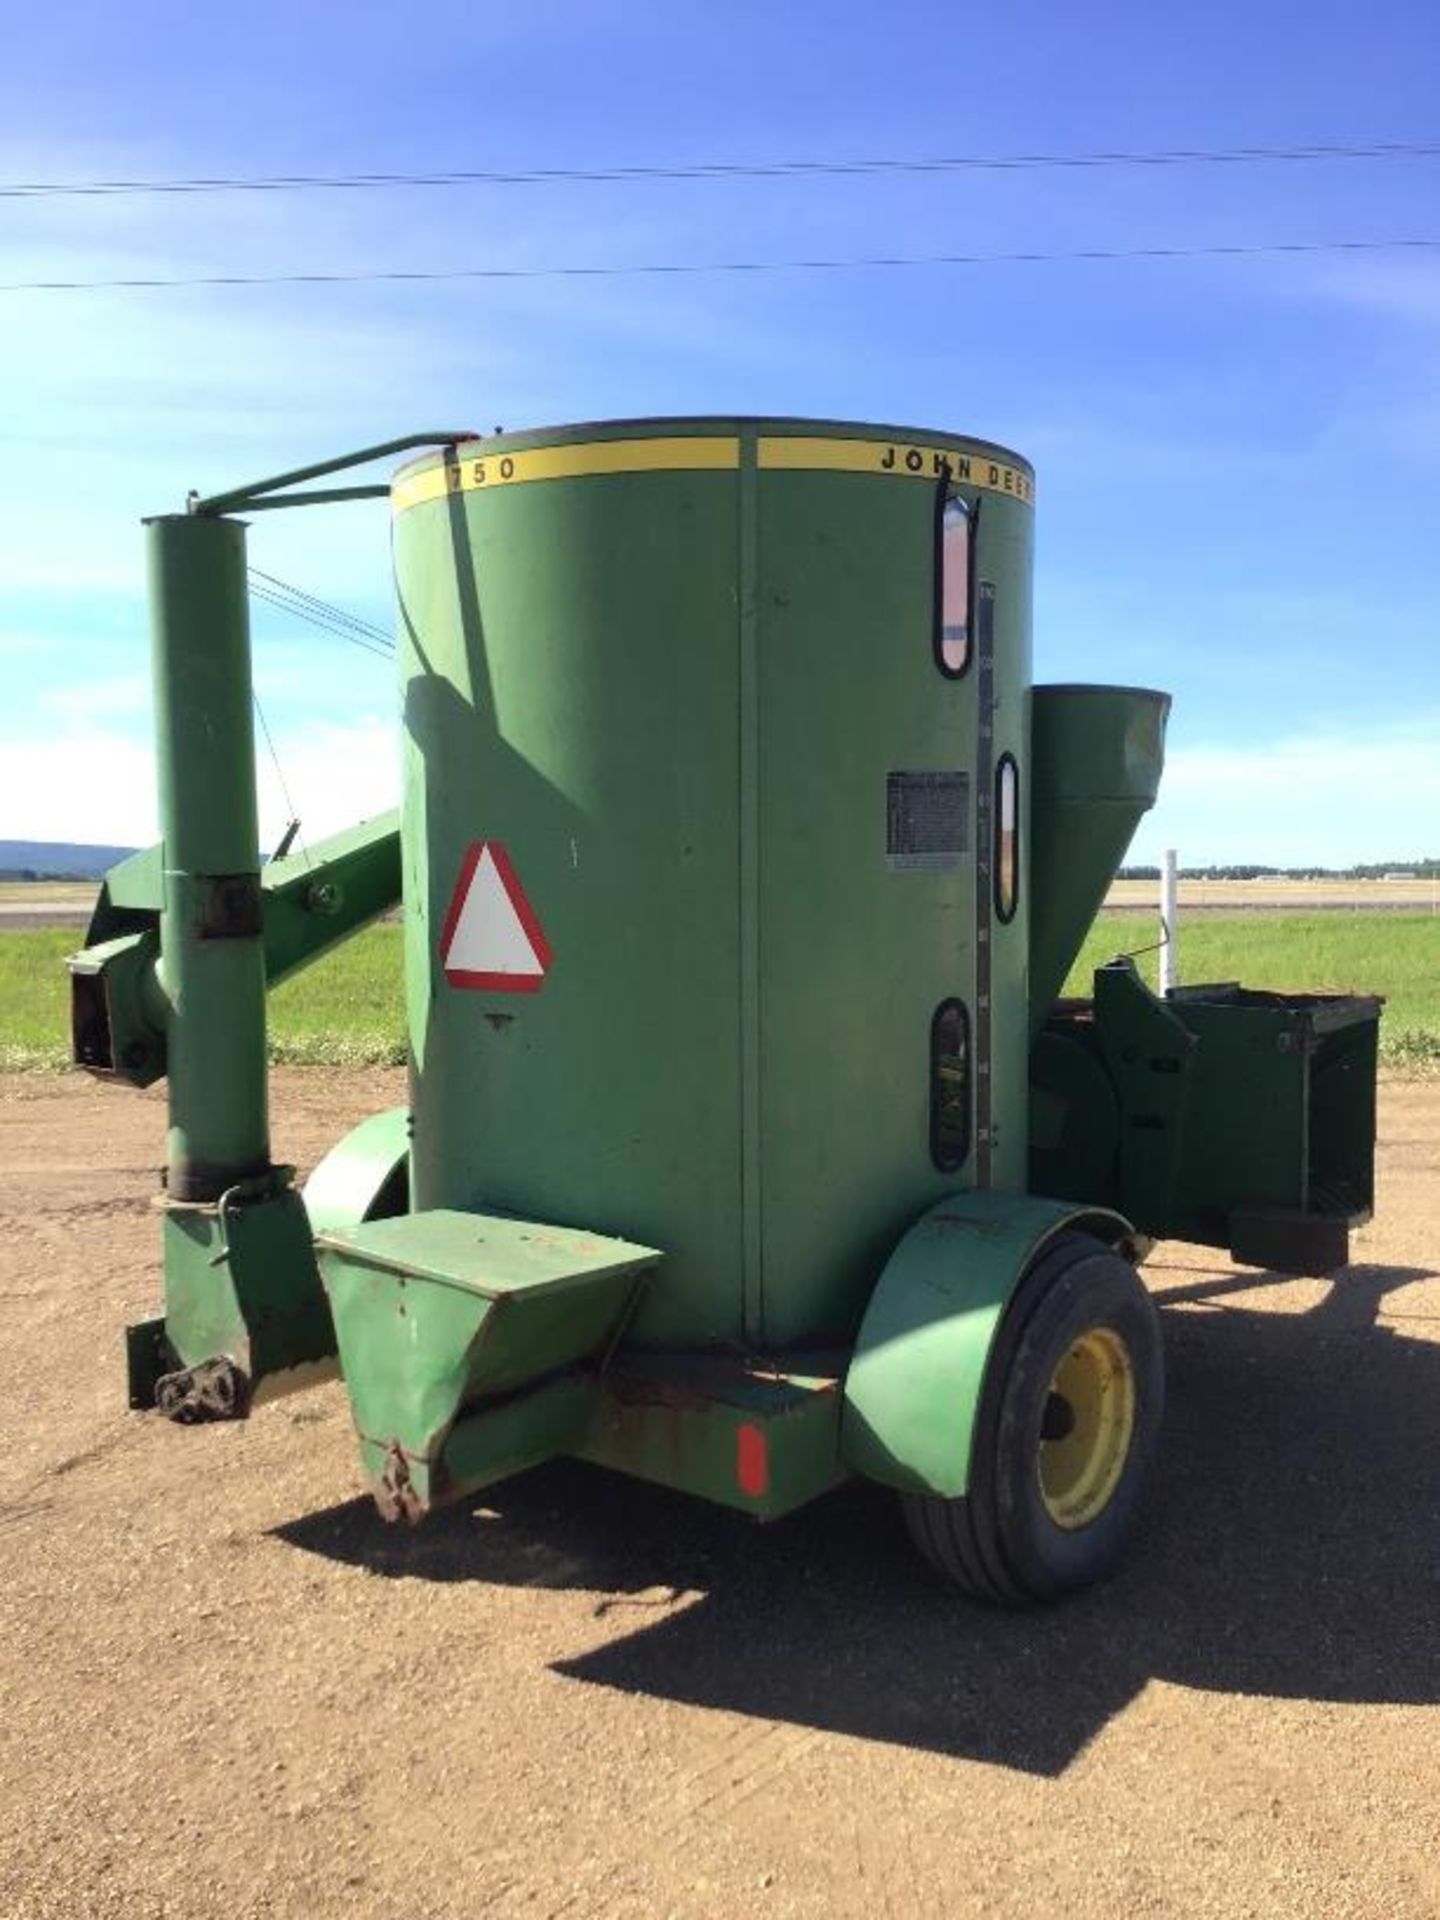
[190,431,476,516]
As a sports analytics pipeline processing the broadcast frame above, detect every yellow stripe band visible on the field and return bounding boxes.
[759,435,1034,504]
[391,431,1034,512]
[392,435,740,514]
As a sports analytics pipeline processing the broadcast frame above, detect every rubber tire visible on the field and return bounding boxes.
[902,1230,1163,1606]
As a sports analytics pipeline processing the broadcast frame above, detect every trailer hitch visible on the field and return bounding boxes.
[154,1355,251,1425]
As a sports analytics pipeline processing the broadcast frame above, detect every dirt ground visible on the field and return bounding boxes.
[1,1070,1437,1920]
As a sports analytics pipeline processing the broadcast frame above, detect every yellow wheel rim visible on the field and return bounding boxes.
[1037,1327,1137,1530]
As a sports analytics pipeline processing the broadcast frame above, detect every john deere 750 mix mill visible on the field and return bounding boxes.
[70,418,1380,1603]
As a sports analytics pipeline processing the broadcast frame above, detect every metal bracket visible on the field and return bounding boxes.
[154,1356,251,1424]
[194,872,263,940]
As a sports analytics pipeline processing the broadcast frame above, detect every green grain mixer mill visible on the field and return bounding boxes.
[70,418,1381,1604]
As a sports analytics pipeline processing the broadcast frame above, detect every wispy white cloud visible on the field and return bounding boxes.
[39,673,151,722]
[0,713,397,849]
[6,118,1440,868]
[0,140,830,626]
[1132,716,1440,867]
[1302,254,1440,330]
[8,702,1436,872]
[1,726,158,846]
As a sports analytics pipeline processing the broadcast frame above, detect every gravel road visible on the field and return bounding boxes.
[2,1069,1437,1920]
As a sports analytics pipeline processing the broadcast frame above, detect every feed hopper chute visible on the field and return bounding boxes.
[1027,683,1170,1033]
[68,417,1383,1605]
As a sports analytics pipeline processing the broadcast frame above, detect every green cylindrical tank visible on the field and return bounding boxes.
[391,418,1036,1352]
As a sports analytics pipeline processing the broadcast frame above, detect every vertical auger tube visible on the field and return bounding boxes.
[148,513,271,1201]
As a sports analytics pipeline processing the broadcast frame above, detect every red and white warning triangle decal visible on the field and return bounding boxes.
[439,840,553,992]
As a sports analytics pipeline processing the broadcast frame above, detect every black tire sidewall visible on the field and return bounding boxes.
[989,1250,1164,1599]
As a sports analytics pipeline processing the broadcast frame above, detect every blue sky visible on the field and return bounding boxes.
[3,1,1438,863]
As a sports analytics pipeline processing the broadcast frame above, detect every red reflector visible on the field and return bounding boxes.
[736,1422,769,1499]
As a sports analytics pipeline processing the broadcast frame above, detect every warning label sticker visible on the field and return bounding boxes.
[440,841,552,992]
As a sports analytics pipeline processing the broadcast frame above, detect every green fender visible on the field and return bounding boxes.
[841,1190,1135,1498]
[303,1107,411,1236]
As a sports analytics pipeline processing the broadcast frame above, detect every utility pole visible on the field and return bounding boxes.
[1160,848,1179,996]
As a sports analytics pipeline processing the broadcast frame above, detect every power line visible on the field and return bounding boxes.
[247,572,394,659]
[247,576,393,857]
[252,690,309,868]
[5,234,1439,295]
[247,566,393,647]
[249,582,392,657]
[248,583,390,652]
[247,568,393,648]
[5,138,1440,200]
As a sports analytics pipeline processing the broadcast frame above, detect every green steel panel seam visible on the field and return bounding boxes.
[738,426,764,1344]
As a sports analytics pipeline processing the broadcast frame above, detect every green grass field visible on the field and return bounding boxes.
[2,912,1435,1073]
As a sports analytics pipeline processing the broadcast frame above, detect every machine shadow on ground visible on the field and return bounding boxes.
[277,1261,1440,1778]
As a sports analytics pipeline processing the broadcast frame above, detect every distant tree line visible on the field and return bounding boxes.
[1119,860,1440,880]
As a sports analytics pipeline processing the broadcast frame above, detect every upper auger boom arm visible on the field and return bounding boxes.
[70,811,402,1087]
